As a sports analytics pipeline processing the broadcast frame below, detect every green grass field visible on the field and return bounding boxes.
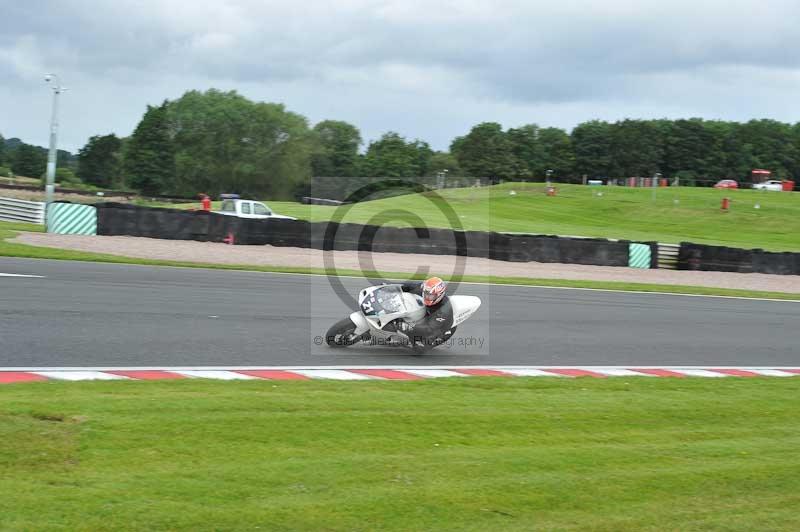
[1,378,799,531]
[161,183,800,251]
[17,182,800,249]
[0,175,40,186]
[1,221,797,300]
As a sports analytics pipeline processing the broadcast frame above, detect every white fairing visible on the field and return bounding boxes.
[448,295,482,326]
[349,311,370,335]
[343,284,481,347]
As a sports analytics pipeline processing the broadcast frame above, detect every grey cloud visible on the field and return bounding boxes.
[3,0,800,152]
[7,2,800,93]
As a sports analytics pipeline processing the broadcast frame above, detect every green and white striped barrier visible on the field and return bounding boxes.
[628,243,652,268]
[47,203,97,235]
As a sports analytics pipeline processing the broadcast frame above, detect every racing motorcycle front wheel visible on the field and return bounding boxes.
[325,318,362,348]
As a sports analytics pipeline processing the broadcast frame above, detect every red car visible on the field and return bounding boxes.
[714,179,739,189]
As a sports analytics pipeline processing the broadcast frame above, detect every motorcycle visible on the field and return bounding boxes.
[325,283,482,353]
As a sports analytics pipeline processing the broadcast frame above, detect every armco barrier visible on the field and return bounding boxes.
[679,242,800,276]
[0,196,45,224]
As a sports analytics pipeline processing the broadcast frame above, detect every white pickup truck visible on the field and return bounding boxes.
[215,199,296,220]
[752,180,784,192]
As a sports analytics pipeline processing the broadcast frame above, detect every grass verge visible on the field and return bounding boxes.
[158,183,800,251]
[10,183,800,250]
[1,378,799,530]
[1,222,797,301]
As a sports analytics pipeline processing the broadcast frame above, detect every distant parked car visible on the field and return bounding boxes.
[216,199,296,220]
[713,179,738,189]
[752,180,784,192]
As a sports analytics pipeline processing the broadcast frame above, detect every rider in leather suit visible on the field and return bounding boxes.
[396,277,455,349]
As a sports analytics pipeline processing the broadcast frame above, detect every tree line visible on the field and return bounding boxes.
[4,89,800,200]
[0,136,78,183]
[450,119,800,187]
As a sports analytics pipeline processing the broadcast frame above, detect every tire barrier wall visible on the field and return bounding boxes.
[94,203,634,267]
[678,242,800,276]
[96,203,240,242]
[47,203,97,235]
[94,202,798,273]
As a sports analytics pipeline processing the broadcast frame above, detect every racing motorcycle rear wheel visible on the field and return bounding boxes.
[325,318,360,348]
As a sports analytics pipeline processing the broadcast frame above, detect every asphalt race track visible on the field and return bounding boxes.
[1,257,798,367]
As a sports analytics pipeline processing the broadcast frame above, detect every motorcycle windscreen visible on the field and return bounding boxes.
[360,285,407,324]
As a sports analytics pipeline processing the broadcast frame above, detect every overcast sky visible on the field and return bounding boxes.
[2,0,800,153]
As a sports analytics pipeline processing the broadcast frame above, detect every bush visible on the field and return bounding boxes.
[56,168,81,185]
[674,170,698,187]
[0,166,11,178]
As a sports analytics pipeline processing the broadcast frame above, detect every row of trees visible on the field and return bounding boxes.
[72,90,459,198]
[0,135,77,181]
[7,89,800,199]
[75,91,315,197]
[451,119,800,185]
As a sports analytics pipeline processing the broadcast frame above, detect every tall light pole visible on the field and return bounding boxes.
[44,74,66,206]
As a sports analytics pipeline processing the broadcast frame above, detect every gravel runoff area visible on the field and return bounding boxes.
[13,232,800,294]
